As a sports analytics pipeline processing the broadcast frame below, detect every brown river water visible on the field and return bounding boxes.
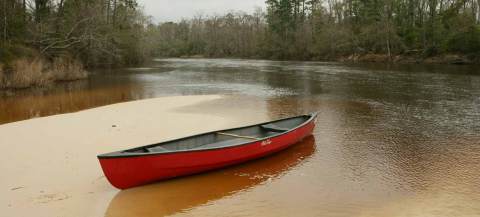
[0,58,479,217]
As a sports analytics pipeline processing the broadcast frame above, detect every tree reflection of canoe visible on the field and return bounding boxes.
[104,136,316,217]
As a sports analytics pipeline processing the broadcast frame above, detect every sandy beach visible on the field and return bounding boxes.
[0,95,268,217]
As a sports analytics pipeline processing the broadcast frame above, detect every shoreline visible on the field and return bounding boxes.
[336,53,479,65]
[173,53,480,65]
[2,54,477,91]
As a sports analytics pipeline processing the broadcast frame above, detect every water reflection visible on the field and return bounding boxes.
[1,59,479,127]
[104,136,316,217]
[0,78,146,124]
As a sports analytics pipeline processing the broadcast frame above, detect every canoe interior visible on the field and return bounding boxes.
[119,115,311,155]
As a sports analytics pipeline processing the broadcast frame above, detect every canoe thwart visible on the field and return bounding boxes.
[216,132,260,140]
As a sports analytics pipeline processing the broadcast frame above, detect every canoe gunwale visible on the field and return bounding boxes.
[97,112,318,159]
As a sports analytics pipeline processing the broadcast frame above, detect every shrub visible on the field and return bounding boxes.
[447,25,480,54]
[0,44,38,65]
[49,56,88,81]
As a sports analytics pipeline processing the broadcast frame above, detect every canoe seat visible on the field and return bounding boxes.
[195,138,252,150]
[261,124,289,132]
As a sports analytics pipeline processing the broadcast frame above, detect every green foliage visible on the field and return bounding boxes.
[0,44,37,66]
[2,0,480,64]
[447,25,480,54]
[444,15,480,54]
[1,0,152,68]
[265,0,480,59]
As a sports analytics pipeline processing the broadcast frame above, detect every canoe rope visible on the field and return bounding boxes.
[216,132,260,140]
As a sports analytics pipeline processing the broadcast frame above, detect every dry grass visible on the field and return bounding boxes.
[0,56,88,89]
[49,57,88,81]
[8,58,50,88]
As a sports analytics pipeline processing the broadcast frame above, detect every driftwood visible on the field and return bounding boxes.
[34,18,93,54]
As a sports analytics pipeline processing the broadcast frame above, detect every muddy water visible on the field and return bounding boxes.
[1,59,480,217]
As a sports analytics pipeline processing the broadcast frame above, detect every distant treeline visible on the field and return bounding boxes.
[2,0,480,71]
[150,0,480,61]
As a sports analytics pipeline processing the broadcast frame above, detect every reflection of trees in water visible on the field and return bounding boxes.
[0,79,145,124]
[264,97,320,119]
[195,61,326,97]
[104,136,316,217]
[261,64,324,96]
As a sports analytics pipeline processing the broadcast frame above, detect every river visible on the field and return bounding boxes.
[1,58,479,216]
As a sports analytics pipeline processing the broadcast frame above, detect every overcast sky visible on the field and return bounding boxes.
[138,0,266,22]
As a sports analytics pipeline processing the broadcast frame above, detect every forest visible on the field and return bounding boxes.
[152,0,480,62]
[0,0,151,88]
[1,0,480,88]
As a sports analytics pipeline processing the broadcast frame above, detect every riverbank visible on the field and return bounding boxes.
[177,53,480,65]
[336,53,480,65]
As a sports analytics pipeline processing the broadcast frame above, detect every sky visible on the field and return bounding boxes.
[138,0,266,22]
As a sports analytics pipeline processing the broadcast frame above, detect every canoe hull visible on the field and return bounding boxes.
[99,118,315,189]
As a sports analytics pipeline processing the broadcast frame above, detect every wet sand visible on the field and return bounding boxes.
[0,95,269,217]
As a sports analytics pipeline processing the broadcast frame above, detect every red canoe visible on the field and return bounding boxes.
[98,113,318,189]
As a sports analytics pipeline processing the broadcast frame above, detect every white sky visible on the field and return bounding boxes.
[138,0,266,22]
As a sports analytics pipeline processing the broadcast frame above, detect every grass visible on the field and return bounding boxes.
[0,56,88,89]
[9,58,49,88]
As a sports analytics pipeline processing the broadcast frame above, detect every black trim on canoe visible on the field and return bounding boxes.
[98,113,318,159]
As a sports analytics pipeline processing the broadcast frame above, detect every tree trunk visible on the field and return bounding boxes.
[428,0,437,48]
[385,0,392,61]
[477,0,480,23]
[56,0,65,32]
[112,0,117,26]
[386,35,391,60]
[3,0,6,44]
[23,0,26,22]
[106,0,110,24]
[406,0,415,33]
